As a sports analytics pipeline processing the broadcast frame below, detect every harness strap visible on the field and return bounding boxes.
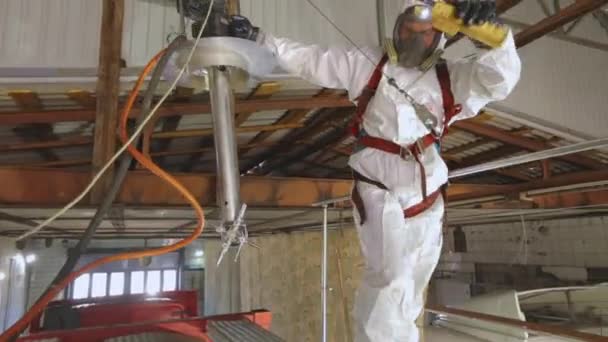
[350,55,389,136]
[435,61,462,132]
[350,61,461,218]
[351,170,443,223]
[358,134,437,158]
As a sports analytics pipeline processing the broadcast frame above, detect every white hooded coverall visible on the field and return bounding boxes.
[259,5,521,341]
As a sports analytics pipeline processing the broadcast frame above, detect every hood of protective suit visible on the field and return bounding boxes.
[401,0,432,12]
[393,0,446,69]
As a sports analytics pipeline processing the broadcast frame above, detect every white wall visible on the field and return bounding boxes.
[25,240,68,308]
[441,216,608,269]
[0,0,378,69]
[0,0,181,68]
[203,239,242,316]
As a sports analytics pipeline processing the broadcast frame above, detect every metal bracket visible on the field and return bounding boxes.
[216,203,249,266]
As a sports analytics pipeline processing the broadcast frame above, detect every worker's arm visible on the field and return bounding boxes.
[446,29,522,125]
[261,33,379,96]
[229,15,378,98]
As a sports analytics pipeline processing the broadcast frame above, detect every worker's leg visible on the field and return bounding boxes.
[352,182,444,342]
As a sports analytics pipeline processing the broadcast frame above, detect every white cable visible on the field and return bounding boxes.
[17,0,215,241]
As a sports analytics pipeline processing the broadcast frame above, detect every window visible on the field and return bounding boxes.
[109,272,125,296]
[68,269,178,300]
[146,270,161,295]
[91,273,108,298]
[130,271,145,295]
[163,270,177,292]
[73,274,90,300]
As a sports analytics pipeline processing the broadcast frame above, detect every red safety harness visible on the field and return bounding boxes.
[350,55,462,223]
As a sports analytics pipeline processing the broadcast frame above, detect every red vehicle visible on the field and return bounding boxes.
[18,291,282,341]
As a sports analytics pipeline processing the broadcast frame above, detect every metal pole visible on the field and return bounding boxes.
[376,0,386,46]
[449,137,608,179]
[322,204,328,342]
[209,67,240,223]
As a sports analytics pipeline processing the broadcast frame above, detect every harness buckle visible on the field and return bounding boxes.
[399,145,414,161]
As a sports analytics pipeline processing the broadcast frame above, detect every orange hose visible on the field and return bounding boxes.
[0,49,206,341]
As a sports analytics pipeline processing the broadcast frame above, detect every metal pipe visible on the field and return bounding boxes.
[427,304,605,342]
[376,0,386,46]
[321,204,328,342]
[449,137,608,179]
[177,0,186,36]
[209,67,240,223]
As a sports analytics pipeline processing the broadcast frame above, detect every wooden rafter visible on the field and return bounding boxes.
[181,82,281,172]
[2,168,606,209]
[515,0,608,48]
[453,144,521,168]
[442,138,494,157]
[451,169,608,201]
[3,141,278,169]
[257,114,350,176]
[153,123,303,139]
[453,120,603,170]
[244,89,340,151]
[0,96,354,126]
[234,82,281,126]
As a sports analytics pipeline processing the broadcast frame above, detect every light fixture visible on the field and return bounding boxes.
[194,250,204,257]
[25,254,37,264]
[0,272,5,281]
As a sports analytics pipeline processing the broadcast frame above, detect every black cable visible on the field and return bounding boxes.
[11,36,187,340]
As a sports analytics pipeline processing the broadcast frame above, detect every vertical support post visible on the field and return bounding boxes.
[321,204,329,342]
[209,67,241,223]
[226,0,241,16]
[91,0,124,203]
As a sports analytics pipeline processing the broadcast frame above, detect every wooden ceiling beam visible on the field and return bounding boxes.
[442,138,493,158]
[453,144,522,169]
[453,120,603,170]
[0,124,300,153]
[0,96,354,126]
[152,123,303,139]
[0,136,91,152]
[0,167,510,208]
[515,0,608,48]
[3,141,277,168]
[245,89,340,151]
[531,188,608,209]
[182,82,282,172]
[234,82,281,127]
[451,169,608,201]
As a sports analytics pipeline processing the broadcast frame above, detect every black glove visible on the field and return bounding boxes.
[453,0,497,25]
[229,15,260,41]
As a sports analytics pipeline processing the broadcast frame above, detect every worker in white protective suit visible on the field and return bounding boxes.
[229,0,521,341]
